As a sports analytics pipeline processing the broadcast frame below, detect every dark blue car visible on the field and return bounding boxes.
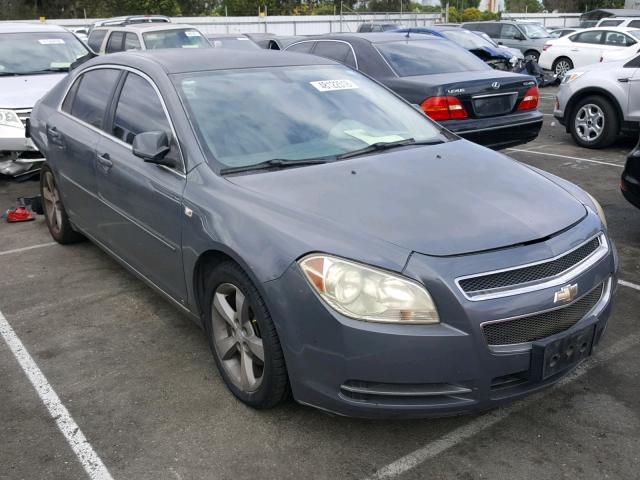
[392,26,519,70]
[30,49,617,418]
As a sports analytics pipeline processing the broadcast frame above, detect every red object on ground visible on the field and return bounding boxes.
[6,207,35,222]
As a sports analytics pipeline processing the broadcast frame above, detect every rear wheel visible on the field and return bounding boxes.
[40,164,84,244]
[552,57,573,77]
[569,95,619,149]
[203,261,290,408]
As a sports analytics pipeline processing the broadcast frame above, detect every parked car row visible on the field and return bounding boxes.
[28,47,617,418]
[1,19,549,178]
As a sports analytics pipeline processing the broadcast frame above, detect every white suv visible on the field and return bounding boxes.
[554,54,640,148]
[596,17,640,28]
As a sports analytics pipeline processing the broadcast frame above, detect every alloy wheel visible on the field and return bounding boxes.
[554,60,572,77]
[42,170,62,233]
[574,104,605,142]
[210,283,265,393]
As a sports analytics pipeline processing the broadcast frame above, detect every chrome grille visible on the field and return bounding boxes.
[482,282,604,347]
[459,236,601,294]
[15,108,32,127]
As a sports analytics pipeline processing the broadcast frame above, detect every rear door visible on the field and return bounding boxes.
[51,68,122,233]
[601,31,638,59]
[95,70,187,302]
[626,56,640,120]
[567,30,605,67]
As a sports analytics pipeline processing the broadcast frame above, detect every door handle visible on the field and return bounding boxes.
[97,153,113,171]
[570,48,579,51]
[618,78,630,83]
[47,125,65,147]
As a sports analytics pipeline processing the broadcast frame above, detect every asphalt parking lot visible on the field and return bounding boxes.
[1,86,639,480]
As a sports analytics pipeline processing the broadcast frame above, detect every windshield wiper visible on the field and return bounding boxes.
[220,158,329,175]
[0,68,69,76]
[336,138,443,160]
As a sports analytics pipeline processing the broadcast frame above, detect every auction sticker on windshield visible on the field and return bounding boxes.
[310,79,358,92]
[185,31,202,37]
[39,39,65,45]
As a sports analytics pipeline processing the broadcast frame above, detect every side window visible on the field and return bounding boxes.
[61,78,81,113]
[112,73,171,146]
[124,33,141,51]
[472,23,500,37]
[571,31,603,44]
[599,20,623,27]
[605,32,636,46]
[313,41,352,64]
[286,42,315,54]
[70,69,121,129]
[106,31,124,53]
[359,24,372,33]
[500,24,522,39]
[629,20,640,28]
[87,29,107,51]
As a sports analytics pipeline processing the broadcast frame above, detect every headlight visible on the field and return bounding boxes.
[586,192,607,229]
[0,109,23,128]
[299,254,439,324]
[562,72,584,84]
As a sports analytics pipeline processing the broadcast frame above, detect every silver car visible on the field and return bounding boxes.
[554,54,640,148]
[461,21,551,62]
[0,22,90,177]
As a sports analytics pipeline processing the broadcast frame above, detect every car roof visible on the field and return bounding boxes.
[0,22,70,34]
[93,49,337,74]
[312,32,446,44]
[94,23,199,33]
[573,26,640,32]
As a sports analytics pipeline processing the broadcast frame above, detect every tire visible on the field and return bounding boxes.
[569,95,619,149]
[524,50,540,63]
[39,164,84,244]
[552,57,573,78]
[203,261,290,409]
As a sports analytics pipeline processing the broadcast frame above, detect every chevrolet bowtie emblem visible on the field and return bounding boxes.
[554,284,578,304]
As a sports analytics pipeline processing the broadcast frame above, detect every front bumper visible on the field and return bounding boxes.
[440,110,543,150]
[264,217,617,418]
[0,124,44,177]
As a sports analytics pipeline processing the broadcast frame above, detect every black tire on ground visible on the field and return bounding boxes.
[569,95,619,149]
[203,261,290,409]
[552,56,573,77]
[524,50,540,62]
[39,164,84,244]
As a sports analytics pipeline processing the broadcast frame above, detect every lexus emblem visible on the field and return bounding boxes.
[554,284,578,304]
[491,81,500,89]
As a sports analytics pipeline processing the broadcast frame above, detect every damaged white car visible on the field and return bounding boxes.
[0,22,90,178]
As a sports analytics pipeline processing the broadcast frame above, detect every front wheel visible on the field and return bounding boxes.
[524,50,540,63]
[204,261,290,409]
[569,96,619,149]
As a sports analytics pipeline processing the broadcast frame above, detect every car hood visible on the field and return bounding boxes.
[0,73,67,108]
[227,141,587,257]
[469,46,513,60]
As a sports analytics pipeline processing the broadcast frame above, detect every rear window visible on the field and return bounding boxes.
[142,29,209,49]
[375,39,488,77]
[599,20,623,26]
[87,29,106,51]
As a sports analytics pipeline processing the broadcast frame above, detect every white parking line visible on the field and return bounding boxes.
[507,148,624,168]
[619,279,640,292]
[0,310,114,480]
[0,242,57,256]
[364,332,640,480]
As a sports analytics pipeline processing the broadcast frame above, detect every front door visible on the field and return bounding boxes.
[95,71,187,303]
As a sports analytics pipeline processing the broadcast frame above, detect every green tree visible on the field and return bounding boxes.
[506,0,543,12]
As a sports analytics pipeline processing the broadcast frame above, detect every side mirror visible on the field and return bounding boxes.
[497,41,504,45]
[516,34,526,41]
[132,131,175,167]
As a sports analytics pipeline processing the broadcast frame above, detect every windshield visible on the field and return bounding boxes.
[519,24,549,39]
[441,29,495,50]
[175,65,445,169]
[375,40,488,77]
[0,32,88,75]
[142,29,210,49]
[209,37,260,50]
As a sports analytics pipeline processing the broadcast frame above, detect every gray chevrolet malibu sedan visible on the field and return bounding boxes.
[29,49,618,418]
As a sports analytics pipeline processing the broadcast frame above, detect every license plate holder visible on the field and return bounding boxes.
[530,325,595,382]
[472,93,516,117]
